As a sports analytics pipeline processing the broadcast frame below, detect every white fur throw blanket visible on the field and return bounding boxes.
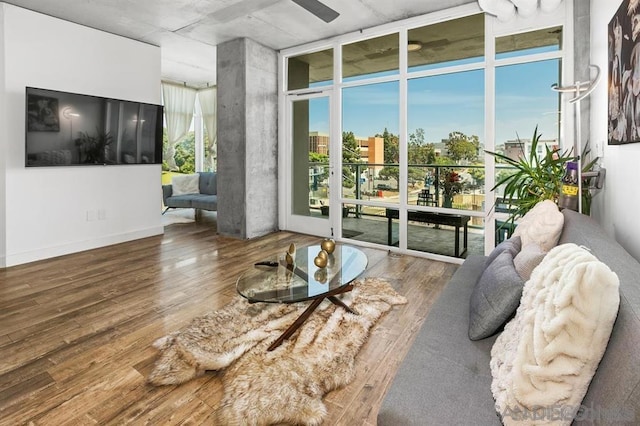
[490,243,620,425]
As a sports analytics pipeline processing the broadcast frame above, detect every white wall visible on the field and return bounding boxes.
[0,3,163,267]
[590,0,640,261]
[0,5,7,265]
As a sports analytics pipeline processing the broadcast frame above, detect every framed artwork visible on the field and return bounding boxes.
[27,94,60,132]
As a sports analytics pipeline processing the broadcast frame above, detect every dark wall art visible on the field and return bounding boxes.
[608,0,640,144]
[27,94,60,132]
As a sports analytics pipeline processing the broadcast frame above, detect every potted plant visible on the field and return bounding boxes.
[439,168,464,208]
[486,126,596,227]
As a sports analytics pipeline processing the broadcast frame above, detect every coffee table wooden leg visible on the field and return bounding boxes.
[268,297,324,351]
[328,296,359,315]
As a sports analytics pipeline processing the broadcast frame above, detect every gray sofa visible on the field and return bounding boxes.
[162,172,218,214]
[378,208,640,425]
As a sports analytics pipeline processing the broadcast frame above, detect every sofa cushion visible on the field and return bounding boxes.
[165,195,196,209]
[199,172,217,195]
[512,200,563,251]
[378,256,501,425]
[468,251,525,340]
[491,243,620,426]
[513,242,546,281]
[172,174,200,195]
[191,194,218,211]
[486,236,521,267]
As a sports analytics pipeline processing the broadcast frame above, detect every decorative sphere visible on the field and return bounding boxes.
[321,238,336,254]
[288,243,296,254]
[314,255,328,268]
[314,269,328,283]
[317,249,328,260]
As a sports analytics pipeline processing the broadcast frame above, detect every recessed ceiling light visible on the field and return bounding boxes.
[407,40,422,51]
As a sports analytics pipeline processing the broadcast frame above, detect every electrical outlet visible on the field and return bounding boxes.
[98,209,106,220]
[86,210,97,222]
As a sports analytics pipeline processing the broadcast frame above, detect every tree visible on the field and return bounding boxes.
[468,166,485,190]
[445,131,480,163]
[408,127,436,186]
[377,128,399,164]
[409,127,425,145]
[378,166,399,182]
[342,131,362,188]
[174,132,196,174]
[309,152,330,185]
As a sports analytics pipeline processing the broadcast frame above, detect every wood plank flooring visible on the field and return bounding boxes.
[0,215,458,425]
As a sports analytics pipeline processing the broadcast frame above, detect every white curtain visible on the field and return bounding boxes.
[198,87,217,171]
[162,82,197,171]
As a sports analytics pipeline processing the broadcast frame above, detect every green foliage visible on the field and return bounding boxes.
[174,132,196,174]
[377,128,399,164]
[486,126,576,225]
[468,166,485,190]
[445,131,480,163]
[408,128,436,165]
[342,131,362,188]
[309,152,329,163]
[378,165,399,182]
[309,152,330,183]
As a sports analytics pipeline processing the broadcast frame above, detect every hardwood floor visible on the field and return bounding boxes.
[0,216,458,425]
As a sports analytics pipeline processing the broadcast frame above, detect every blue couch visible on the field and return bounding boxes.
[162,172,218,214]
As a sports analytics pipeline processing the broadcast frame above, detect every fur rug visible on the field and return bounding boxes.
[148,277,407,425]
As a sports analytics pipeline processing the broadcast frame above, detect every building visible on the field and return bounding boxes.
[355,135,384,175]
[309,131,329,155]
[502,138,560,161]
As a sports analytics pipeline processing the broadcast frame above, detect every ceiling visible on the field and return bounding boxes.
[2,0,476,88]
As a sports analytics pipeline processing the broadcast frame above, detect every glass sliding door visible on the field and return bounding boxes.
[286,94,333,235]
[280,5,570,259]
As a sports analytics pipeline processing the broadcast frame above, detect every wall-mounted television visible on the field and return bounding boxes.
[25,86,164,167]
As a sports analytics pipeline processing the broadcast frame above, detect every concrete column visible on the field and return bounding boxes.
[574,0,591,150]
[217,38,278,239]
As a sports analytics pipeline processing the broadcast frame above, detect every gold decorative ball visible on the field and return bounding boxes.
[314,254,328,268]
[317,249,328,260]
[314,269,328,283]
[288,243,296,255]
[320,238,335,254]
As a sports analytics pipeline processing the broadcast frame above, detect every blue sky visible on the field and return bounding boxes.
[310,59,561,147]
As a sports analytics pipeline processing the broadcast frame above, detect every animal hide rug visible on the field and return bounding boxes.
[148,277,407,425]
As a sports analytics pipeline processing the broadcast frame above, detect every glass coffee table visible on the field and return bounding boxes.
[236,244,368,351]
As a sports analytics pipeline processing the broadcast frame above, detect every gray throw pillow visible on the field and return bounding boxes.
[485,236,522,267]
[469,250,525,341]
[514,242,546,281]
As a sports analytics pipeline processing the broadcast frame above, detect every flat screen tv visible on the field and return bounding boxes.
[25,86,164,167]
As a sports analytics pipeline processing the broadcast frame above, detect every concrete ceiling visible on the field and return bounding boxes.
[2,0,477,88]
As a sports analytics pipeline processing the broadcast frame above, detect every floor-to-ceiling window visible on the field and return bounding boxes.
[493,26,564,243]
[280,3,570,260]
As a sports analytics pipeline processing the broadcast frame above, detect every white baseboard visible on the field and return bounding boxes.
[3,226,164,268]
